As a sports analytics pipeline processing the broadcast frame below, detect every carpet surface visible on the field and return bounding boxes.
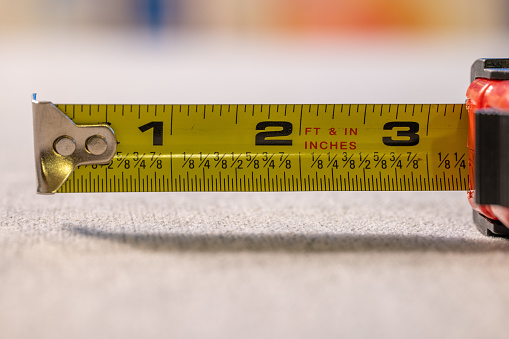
[1,31,509,339]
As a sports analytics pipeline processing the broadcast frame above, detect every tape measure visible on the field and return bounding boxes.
[32,58,509,239]
[33,100,469,193]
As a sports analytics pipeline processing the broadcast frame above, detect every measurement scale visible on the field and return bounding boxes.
[34,102,468,194]
[32,58,509,237]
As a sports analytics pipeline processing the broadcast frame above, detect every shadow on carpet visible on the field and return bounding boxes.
[67,225,509,253]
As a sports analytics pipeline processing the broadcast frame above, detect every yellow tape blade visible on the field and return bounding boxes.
[55,104,468,193]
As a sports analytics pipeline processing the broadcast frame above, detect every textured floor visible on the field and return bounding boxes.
[1,31,509,338]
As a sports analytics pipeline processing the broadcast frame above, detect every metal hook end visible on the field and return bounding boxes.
[32,100,117,194]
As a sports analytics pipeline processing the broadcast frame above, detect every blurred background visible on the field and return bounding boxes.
[1,0,508,105]
[1,0,508,35]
